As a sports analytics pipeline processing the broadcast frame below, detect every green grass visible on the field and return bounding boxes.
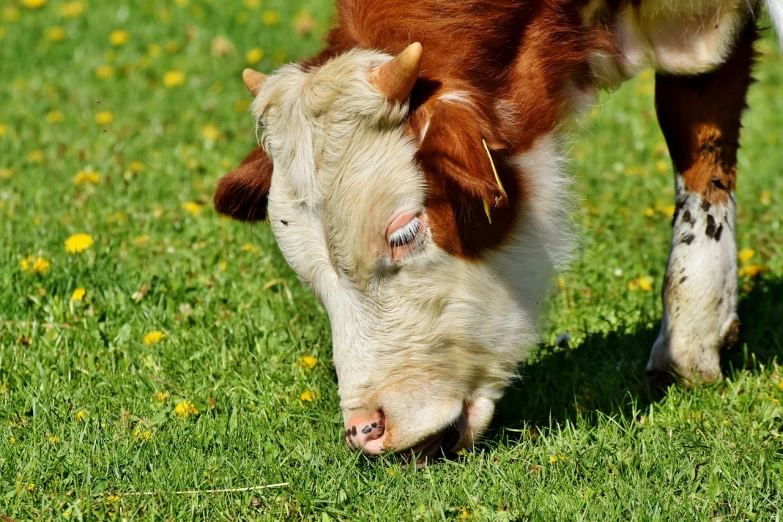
[1,1,782,519]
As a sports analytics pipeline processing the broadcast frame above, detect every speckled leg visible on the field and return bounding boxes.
[648,22,757,385]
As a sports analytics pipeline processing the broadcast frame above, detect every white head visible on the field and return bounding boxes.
[215,44,572,463]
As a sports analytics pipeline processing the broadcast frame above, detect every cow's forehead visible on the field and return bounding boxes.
[258,50,424,280]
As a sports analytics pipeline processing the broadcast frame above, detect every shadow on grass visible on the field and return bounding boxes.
[489,277,783,441]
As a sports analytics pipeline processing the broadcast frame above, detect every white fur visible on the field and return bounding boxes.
[255,50,573,452]
[647,175,739,381]
[583,0,750,85]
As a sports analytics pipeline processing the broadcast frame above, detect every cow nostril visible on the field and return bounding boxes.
[344,410,385,453]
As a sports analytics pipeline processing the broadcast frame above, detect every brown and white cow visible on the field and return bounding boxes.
[214,0,781,464]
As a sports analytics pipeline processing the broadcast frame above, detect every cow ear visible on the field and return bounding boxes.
[214,147,272,222]
[414,98,509,213]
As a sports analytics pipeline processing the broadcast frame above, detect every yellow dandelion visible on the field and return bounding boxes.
[129,160,145,172]
[29,257,51,274]
[246,47,264,65]
[60,1,84,18]
[0,123,7,137]
[296,356,317,371]
[26,483,35,492]
[64,233,94,253]
[628,277,653,292]
[48,434,61,444]
[0,168,11,179]
[759,189,771,206]
[644,207,655,218]
[299,390,316,402]
[655,160,669,175]
[133,427,152,442]
[71,287,86,301]
[46,110,64,123]
[243,243,259,254]
[132,235,149,246]
[165,40,180,54]
[262,10,280,25]
[663,204,676,218]
[3,7,20,22]
[163,70,186,88]
[143,330,166,346]
[201,124,221,141]
[0,27,5,41]
[106,493,120,504]
[738,264,768,279]
[74,410,85,422]
[218,261,228,271]
[109,29,129,46]
[9,436,15,445]
[778,381,783,391]
[548,455,558,463]
[22,0,47,9]
[96,64,115,79]
[183,201,201,215]
[244,0,261,9]
[73,170,100,185]
[174,400,199,418]
[147,43,162,57]
[26,150,45,162]
[47,26,65,42]
[155,391,169,403]
[95,111,113,125]
[738,248,756,264]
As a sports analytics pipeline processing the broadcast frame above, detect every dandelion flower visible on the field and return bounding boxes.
[243,243,259,254]
[73,170,100,185]
[174,400,199,418]
[655,160,669,175]
[71,287,86,301]
[628,277,653,292]
[94,111,113,125]
[296,356,317,371]
[31,257,51,274]
[163,70,185,88]
[132,235,149,246]
[154,391,169,403]
[46,110,64,123]
[48,434,61,444]
[244,0,261,8]
[262,10,280,25]
[738,248,756,264]
[64,233,94,253]
[246,47,264,64]
[0,168,12,179]
[26,150,45,162]
[129,161,145,172]
[106,494,120,504]
[548,455,558,463]
[47,26,65,42]
[233,100,250,113]
[22,0,47,9]
[109,29,129,46]
[74,410,85,422]
[143,330,166,346]
[759,189,771,206]
[3,7,21,22]
[299,390,315,402]
[147,43,162,57]
[96,64,114,79]
[0,124,7,137]
[182,201,201,215]
[738,264,768,279]
[60,1,84,18]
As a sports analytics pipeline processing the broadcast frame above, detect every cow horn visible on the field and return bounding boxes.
[369,42,422,103]
[242,68,266,96]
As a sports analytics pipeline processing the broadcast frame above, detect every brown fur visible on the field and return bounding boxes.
[655,21,758,204]
[216,0,603,256]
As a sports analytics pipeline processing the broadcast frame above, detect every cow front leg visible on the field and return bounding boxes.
[647,21,757,385]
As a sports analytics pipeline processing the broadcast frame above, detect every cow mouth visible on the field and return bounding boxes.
[398,419,464,468]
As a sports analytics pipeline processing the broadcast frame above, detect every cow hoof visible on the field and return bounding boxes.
[646,332,724,387]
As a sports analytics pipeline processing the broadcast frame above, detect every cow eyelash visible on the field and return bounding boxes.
[388,216,420,248]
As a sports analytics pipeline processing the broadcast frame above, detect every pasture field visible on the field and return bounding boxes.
[1,1,782,520]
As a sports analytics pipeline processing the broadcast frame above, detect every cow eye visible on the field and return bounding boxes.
[388,216,420,248]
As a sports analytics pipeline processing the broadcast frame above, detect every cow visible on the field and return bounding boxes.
[214,0,782,465]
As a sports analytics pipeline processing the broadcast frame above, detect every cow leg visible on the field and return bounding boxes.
[647,22,757,385]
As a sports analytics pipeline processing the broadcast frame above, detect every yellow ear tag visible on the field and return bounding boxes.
[481,139,507,223]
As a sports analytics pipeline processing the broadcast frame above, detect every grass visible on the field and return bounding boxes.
[1,1,782,519]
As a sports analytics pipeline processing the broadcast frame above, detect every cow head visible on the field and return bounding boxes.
[215,44,572,464]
